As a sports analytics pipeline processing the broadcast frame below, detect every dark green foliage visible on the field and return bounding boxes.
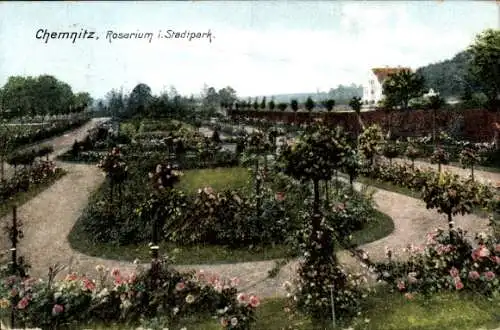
[382,69,425,110]
[322,99,335,111]
[416,50,479,98]
[268,99,276,111]
[277,102,288,111]
[304,97,315,112]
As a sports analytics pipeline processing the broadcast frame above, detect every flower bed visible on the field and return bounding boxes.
[0,161,63,204]
[372,228,500,298]
[0,259,258,329]
[3,117,91,151]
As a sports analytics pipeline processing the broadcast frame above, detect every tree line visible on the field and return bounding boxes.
[0,75,93,119]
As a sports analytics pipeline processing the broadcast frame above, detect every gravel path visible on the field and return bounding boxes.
[1,118,110,181]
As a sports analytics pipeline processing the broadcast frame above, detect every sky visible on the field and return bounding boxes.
[0,1,498,99]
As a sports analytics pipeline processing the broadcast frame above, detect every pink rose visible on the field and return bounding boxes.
[491,256,500,265]
[468,271,480,280]
[455,279,464,290]
[479,245,490,257]
[65,273,78,281]
[52,304,64,316]
[237,293,247,304]
[17,297,29,309]
[397,281,406,291]
[495,244,500,253]
[113,277,123,286]
[83,278,96,291]
[175,282,185,291]
[449,267,459,278]
[249,295,260,308]
[484,271,495,281]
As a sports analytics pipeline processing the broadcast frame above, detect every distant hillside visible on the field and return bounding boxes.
[416,50,481,98]
[246,84,363,105]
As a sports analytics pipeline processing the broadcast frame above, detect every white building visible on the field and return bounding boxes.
[363,67,412,106]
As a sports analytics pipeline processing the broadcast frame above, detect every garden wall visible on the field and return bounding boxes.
[228,108,497,142]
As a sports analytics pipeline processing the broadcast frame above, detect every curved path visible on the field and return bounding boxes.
[1,118,110,181]
[0,121,495,299]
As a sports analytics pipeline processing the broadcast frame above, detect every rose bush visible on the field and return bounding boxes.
[357,124,385,167]
[430,146,450,173]
[0,258,258,329]
[372,228,500,298]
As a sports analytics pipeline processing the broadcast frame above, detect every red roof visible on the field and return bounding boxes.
[372,67,412,84]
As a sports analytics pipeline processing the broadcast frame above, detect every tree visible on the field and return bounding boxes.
[277,102,287,111]
[268,99,275,111]
[252,98,259,110]
[468,29,500,112]
[459,147,482,181]
[278,124,354,325]
[218,86,237,108]
[106,88,126,119]
[260,97,267,110]
[305,97,315,112]
[422,171,492,239]
[322,99,335,112]
[349,96,364,138]
[290,99,298,112]
[73,92,93,113]
[428,94,445,144]
[357,124,384,167]
[128,83,153,118]
[382,69,425,111]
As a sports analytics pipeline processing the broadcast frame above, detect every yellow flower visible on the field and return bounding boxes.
[438,172,445,186]
[0,298,10,309]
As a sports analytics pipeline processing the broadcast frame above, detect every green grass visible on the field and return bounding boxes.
[0,170,66,217]
[71,289,500,329]
[175,167,251,193]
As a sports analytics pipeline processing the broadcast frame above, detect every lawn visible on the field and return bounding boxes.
[175,167,251,194]
[71,288,500,329]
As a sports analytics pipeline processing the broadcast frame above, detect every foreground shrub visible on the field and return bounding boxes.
[0,258,258,329]
[283,214,368,327]
[373,228,500,298]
